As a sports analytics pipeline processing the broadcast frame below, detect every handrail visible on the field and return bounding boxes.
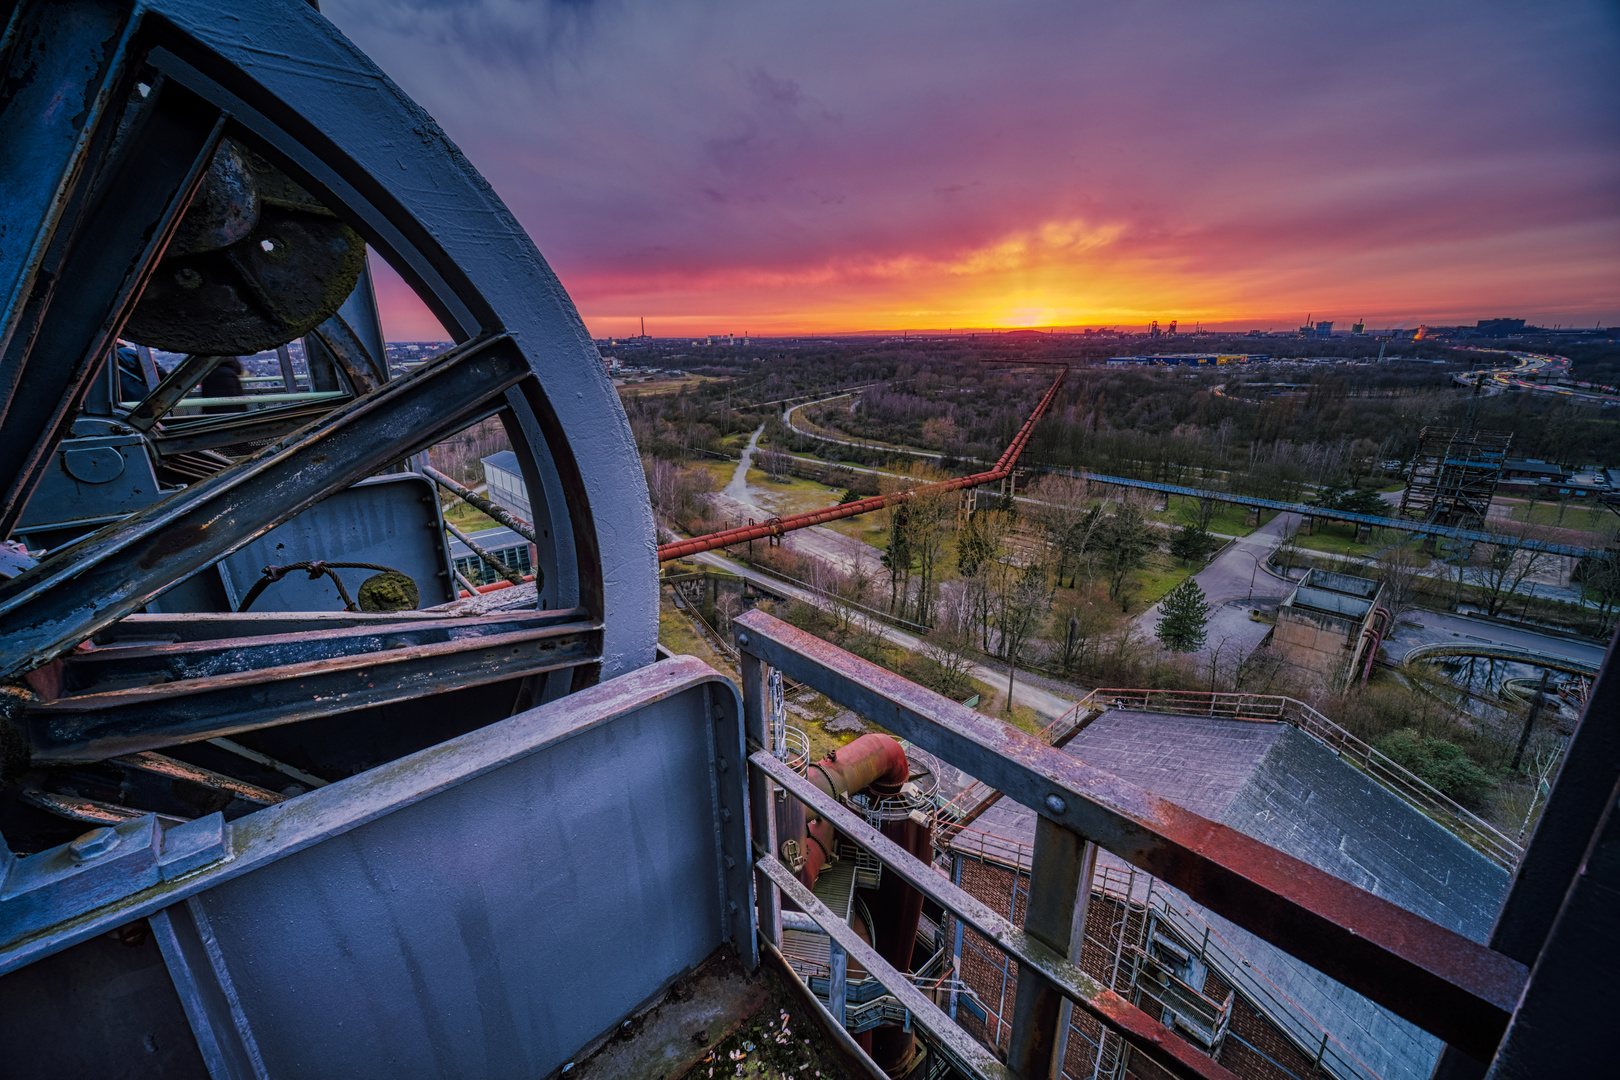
[737,608,1526,1065]
[1075,687,1523,869]
[1092,865,1386,1080]
[752,750,1238,1080]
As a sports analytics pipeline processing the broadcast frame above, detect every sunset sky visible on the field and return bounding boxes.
[328,0,1620,340]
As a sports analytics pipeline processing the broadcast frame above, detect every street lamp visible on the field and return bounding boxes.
[1246,550,1264,602]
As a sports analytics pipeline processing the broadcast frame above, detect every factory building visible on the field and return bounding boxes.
[1271,570,1389,691]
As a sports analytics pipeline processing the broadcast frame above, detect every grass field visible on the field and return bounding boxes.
[745,469,845,517]
[1163,495,1273,537]
[691,459,736,488]
[1291,521,1415,556]
[1130,558,1195,611]
[969,677,1049,736]
[657,591,737,676]
[616,374,719,399]
[442,499,499,532]
[1500,499,1616,533]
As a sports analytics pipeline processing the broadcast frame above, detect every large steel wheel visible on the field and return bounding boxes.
[0,0,655,849]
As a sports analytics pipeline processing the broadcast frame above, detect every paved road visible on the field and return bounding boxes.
[1132,508,1301,665]
[722,424,765,504]
[708,425,886,574]
[1382,610,1610,667]
[783,391,943,462]
[691,548,1079,721]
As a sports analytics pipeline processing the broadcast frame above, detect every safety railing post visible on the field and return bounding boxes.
[829,939,848,1026]
[1008,814,1089,1078]
[739,641,780,960]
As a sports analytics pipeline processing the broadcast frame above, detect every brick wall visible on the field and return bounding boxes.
[944,853,1339,1080]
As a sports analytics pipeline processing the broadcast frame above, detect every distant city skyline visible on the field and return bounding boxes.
[334,0,1620,341]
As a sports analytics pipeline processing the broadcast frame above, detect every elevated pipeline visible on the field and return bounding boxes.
[657,370,1065,561]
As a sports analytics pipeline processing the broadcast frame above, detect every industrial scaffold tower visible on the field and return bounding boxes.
[1399,426,1512,530]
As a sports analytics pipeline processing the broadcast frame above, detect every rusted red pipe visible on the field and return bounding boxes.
[657,370,1064,561]
[788,733,929,1077]
[456,573,535,599]
[800,733,909,887]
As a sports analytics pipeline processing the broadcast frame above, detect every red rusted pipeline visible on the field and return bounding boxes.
[456,573,535,599]
[657,370,1064,561]
[800,733,910,887]
[792,733,928,1077]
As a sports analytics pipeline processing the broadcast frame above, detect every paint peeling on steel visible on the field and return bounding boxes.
[734,609,1526,1061]
[29,621,601,762]
[750,750,1238,1080]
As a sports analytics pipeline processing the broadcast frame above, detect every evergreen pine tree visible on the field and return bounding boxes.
[1155,578,1211,652]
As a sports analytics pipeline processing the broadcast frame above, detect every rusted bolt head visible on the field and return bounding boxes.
[69,827,121,863]
[1045,794,1067,816]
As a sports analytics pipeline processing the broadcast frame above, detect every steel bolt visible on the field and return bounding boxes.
[69,827,120,863]
[1045,794,1067,816]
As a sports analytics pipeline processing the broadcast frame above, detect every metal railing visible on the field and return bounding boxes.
[1075,687,1524,869]
[735,608,1527,1080]
[934,698,1101,848]
[1090,865,1386,1080]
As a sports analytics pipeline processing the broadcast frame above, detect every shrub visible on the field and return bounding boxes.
[1376,729,1492,807]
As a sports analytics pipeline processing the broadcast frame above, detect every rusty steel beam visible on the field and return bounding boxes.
[420,465,537,547]
[110,751,285,806]
[657,370,1064,561]
[734,609,1527,1061]
[752,750,1238,1080]
[148,399,349,456]
[62,610,584,688]
[444,519,525,586]
[1007,816,1090,1079]
[28,620,599,763]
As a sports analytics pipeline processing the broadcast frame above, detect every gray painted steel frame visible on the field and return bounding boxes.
[138,0,656,673]
[0,656,755,1080]
[0,0,655,680]
[732,609,1524,1063]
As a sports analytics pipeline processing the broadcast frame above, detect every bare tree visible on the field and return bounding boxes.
[756,448,792,483]
[995,562,1052,714]
[1025,473,1092,587]
[1467,526,1555,618]
[920,589,978,700]
[1375,540,1427,621]
[958,504,1016,651]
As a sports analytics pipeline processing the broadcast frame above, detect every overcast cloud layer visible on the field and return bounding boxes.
[327,0,1620,338]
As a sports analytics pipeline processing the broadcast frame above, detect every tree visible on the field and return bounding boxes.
[1574,549,1620,635]
[995,562,1051,714]
[1169,524,1217,565]
[1155,578,1211,652]
[1026,473,1092,586]
[1375,540,1426,621]
[914,590,977,700]
[1094,498,1156,609]
[1311,476,1386,516]
[1052,587,1118,675]
[881,504,912,614]
[1467,526,1554,618]
[958,506,1015,651]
